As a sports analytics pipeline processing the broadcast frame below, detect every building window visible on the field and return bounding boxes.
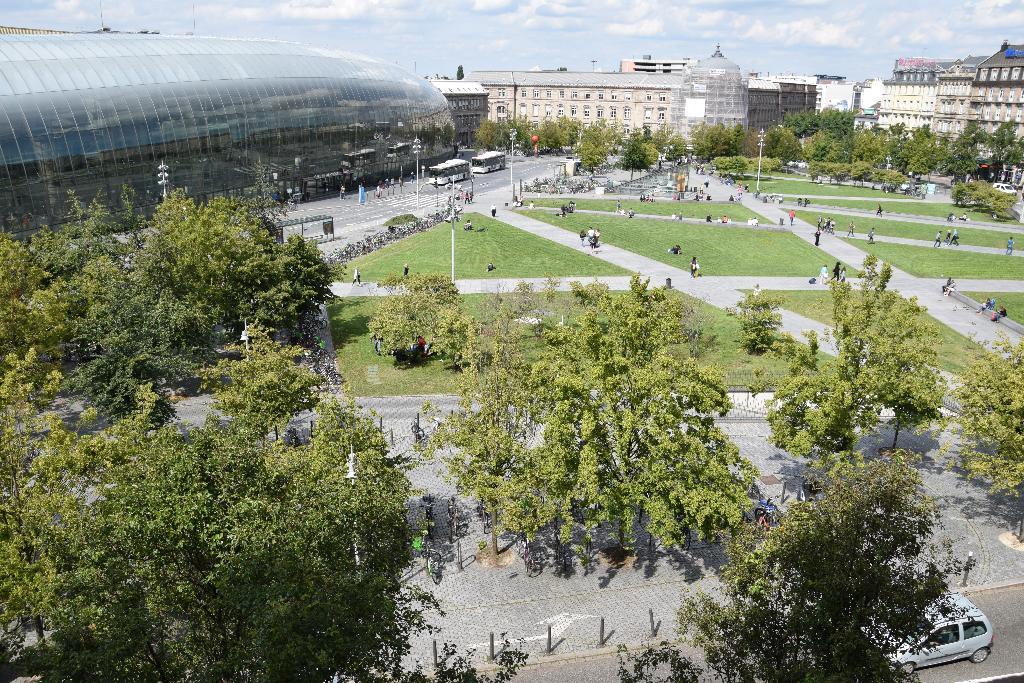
[1003,68,1011,80]
[557,105,564,116]
[623,107,631,119]
[596,107,603,118]
[625,92,632,101]
[610,107,617,118]
[497,88,506,97]
[519,103,526,115]
[658,110,665,121]
[545,89,551,98]
[559,90,565,98]
[571,90,578,99]
[532,104,539,116]
[611,92,618,100]
[658,93,666,102]
[571,105,577,116]
[1013,68,1021,80]
[533,89,540,97]
[598,92,604,100]
[644,108,652,120]
[583,106,591,117]
[496,105,506,116]
[585,92,591,99]
[646,93,653,101]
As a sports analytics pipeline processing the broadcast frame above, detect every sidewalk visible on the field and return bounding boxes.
[845,233,1024,258]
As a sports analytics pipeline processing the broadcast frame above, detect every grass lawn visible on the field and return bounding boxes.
[740,172,809,181]
[803,198,1011,223]
[346,213,628,282]
[527,197,765,222]
[759,289,988,374]
[796,211,1022,250]
[524,210,840,277]
[329,290,808,396]
[839,239,1024,279]
[754,179,897,199]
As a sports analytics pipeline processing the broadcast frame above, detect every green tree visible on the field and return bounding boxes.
[944,122,987,181]
[428,312,541,554]
[456,64,464,80]
[954,337,1024,540]
[617,642,703,683]
[768,256,943,463]
[903,127,944,176]
[369,274,471,366]
[763,126,803,163]
[872,168,908,190]
[803,130,845,163]
[0,234,66,365]
[474,119,502,151]
[536,118,567,151]
[619,131,659,178]
[711,155,749,179]
[30,392,431,682]
[681,458,962,683]
[851,160,874,184]
[730,289,783,354]
[952,181,1017,218]
[988,121,1021,177]
[201,324,320,435]
[851,127,888,165]
[534,278,756,551]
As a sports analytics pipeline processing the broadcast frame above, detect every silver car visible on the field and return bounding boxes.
[896,592,993,673]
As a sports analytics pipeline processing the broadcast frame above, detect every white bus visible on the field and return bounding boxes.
[471,151,507,174]
[428,159,471,185]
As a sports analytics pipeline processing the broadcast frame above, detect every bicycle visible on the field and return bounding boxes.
[425,548,442,585]
[447,496,458,540]
[517,535,541,577]
[753,497,780,529]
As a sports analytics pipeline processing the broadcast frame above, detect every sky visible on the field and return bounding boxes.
[2,0,1020,80]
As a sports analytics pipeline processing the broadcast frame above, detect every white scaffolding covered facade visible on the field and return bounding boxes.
[670,45,748,138]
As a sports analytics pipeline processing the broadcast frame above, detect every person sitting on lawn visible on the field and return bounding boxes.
[464,219,473,231]
[486,262,496,272]
[669,244,681,255]
[998,306,1008,320]
[706,215,713,222]
[979,297,996,313]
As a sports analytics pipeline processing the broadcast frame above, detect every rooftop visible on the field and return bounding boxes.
[466,70,689,88]
[979,44,1024,69]
[429,79,487,95]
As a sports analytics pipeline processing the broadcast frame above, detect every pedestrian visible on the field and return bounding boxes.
[373,335,382,355]
[579,229,586,247]
[352,267,361,286]
[339,184,345,200]
[951,228,959,246]
[1008,237,1015,255]
[403,263,409,278]
[876,204,883,217]
[616,199,622,211]
[819,264,829,283]
[934,231,942,247]
[814,228,821,246]
[690,256,699,278]
[945,229,952,245]
[868,228,875,244]
[846,222,855,237]
[789,209,795,226]
[832,261,841,281]
[839,266,847,282]
[490,204,497,218]
[595,229,601,247]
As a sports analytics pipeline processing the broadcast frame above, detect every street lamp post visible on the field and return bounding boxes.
[509,128,517,202]
[157,161,170,199]
[449,181,459,281]
[345,447,360,566]
[755,128,766,193]
[412,137,422,209]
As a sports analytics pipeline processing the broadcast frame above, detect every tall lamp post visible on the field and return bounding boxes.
[509,128,517,202]
[345,447,360,566]
[755,128,766,193]
[448,181,459,281]
[412,137,422,209]
[157,161,170,199]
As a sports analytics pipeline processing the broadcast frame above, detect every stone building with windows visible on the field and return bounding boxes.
[429,80,488,150]
[468,46,749,138]
[878,55,986,130]
[970,40,1024,137]
[747,78,817,130]
[620,55,697,74]
[933,58,979,136]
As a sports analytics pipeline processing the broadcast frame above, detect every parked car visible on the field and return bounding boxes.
[894,592,993,673]
[993,182,1019,195]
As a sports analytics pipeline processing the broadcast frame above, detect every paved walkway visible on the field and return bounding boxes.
[795,201,1024,232]
[843,232,1024,257]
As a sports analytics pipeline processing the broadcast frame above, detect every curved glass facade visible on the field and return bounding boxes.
[0,33,454,237]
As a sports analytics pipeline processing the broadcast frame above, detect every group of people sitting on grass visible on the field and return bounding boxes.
[389,335,431,362]
[942,278,958,296]
[978,297,1009,321]
[947,213,970,222]
[638,193,656,203]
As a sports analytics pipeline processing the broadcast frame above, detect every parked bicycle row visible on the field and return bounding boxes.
[324,210,448,265]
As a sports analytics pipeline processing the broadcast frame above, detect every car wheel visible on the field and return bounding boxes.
[969,647,990,664]
[900,661,916,674]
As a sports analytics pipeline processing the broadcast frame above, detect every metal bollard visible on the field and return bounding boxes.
[649,608,656,637]
[961,551,976,587]
[665,277,672,289]
[547,624,552,654]
[310,420,315,438]
[457,539,463,571]
[379,416,383,432]
[489,632,495,661]
[599,617,605,646]
[432,639,438,668]
[390,428,394,446]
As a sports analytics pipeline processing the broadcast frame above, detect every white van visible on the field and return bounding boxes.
[895,593,993,673]
[993,182,1018,195]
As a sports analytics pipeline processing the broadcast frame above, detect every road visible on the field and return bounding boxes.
[505,585,1024,683]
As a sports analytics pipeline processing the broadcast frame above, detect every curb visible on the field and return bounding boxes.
[960,577,1024,596]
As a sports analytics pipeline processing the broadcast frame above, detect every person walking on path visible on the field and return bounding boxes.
[819,264,829,283]
[1008,237,1015,255]
[934,231,942,247]
[951,228,959,246]
[490,204,497,218]
[579,229,586,247]
[403,263,409,278]
[868,228,876,244]
[846,222,855,237]
[832,261,841,281]
[690,256,699,278]
[789,209,795,226]
[945,229,952,245]
[814,228,821,246]
[839,266,847,282]
[876,204,883,217]
[352,267,361,286]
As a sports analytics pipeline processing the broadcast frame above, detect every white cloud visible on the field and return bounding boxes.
[739,17,858,47]
[606,19,663,36]
[470,0,514,12]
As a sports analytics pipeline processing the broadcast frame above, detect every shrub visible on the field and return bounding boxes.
[384,213,416,228]
[730,290,783,354]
